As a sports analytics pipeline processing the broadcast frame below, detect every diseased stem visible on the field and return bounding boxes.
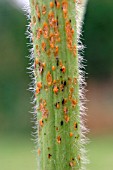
[29,0,87,169]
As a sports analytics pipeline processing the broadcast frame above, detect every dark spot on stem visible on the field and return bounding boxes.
[62,99,65,105]
[48,154,52,159]
[64,80,66,86]
[55,0,57,6]
[61,121,63,126]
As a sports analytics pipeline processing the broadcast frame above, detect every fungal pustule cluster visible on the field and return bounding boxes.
[29,0,81,169]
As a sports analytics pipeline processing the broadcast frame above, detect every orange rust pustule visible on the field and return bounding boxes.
[55,102,60,109]
[63,106,68,114]
[42,41,46,51]
[62,1,68,19]
[36,87,40,94]
[46,71,52,86]
[48,12,55,27]
[64,114,70,123]
[70,132,73,137]
[39,119,44,127]
[37,28,42,39]
[35,58,39,65]
[71,99,77,107]
[42,22,49,38]
[52,66,56,71]
[53,86,59,94]
[56,1,60,8]
[37,82,42,89]
[50,2,54,8]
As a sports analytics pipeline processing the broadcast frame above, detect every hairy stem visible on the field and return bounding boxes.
[29,0,87,169]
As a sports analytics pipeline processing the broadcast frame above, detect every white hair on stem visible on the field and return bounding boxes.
[76,0,89,170]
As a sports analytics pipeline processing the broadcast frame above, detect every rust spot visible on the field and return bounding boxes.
[46,72,52,86]
[42,22,49,38]
[70,132,73,137]
[61,65,66,73]
[42,42,46,51]
[47,49,51,57]
[42,5,46,15]
[38,148,41,155]
[71,99,77,107]
[48,12,55,27]
[60,83,64,91]
[56,1,60,8]
[37,28,42,39]
[50,2,54,8]
[56,127,59,130]
[74,122,78,130]
[62,98,67,105]
[36,87,40,94]
[36,4,41,21]
[39,119,44,127]
[63,106,68,114]
[62,1,68,18]
[53,86,59,94]
[64,114,70,123]
[37,82,42,89]
[55,102,60,109]
[52,66,56,71]
[70,87,74,93]
[54,46,59,56]
[57,136,61,144]
[35,58,39,65]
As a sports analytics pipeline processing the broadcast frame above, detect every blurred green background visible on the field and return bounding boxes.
[0,0,113,170]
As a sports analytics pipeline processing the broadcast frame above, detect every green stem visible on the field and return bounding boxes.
[29,0,87,169]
